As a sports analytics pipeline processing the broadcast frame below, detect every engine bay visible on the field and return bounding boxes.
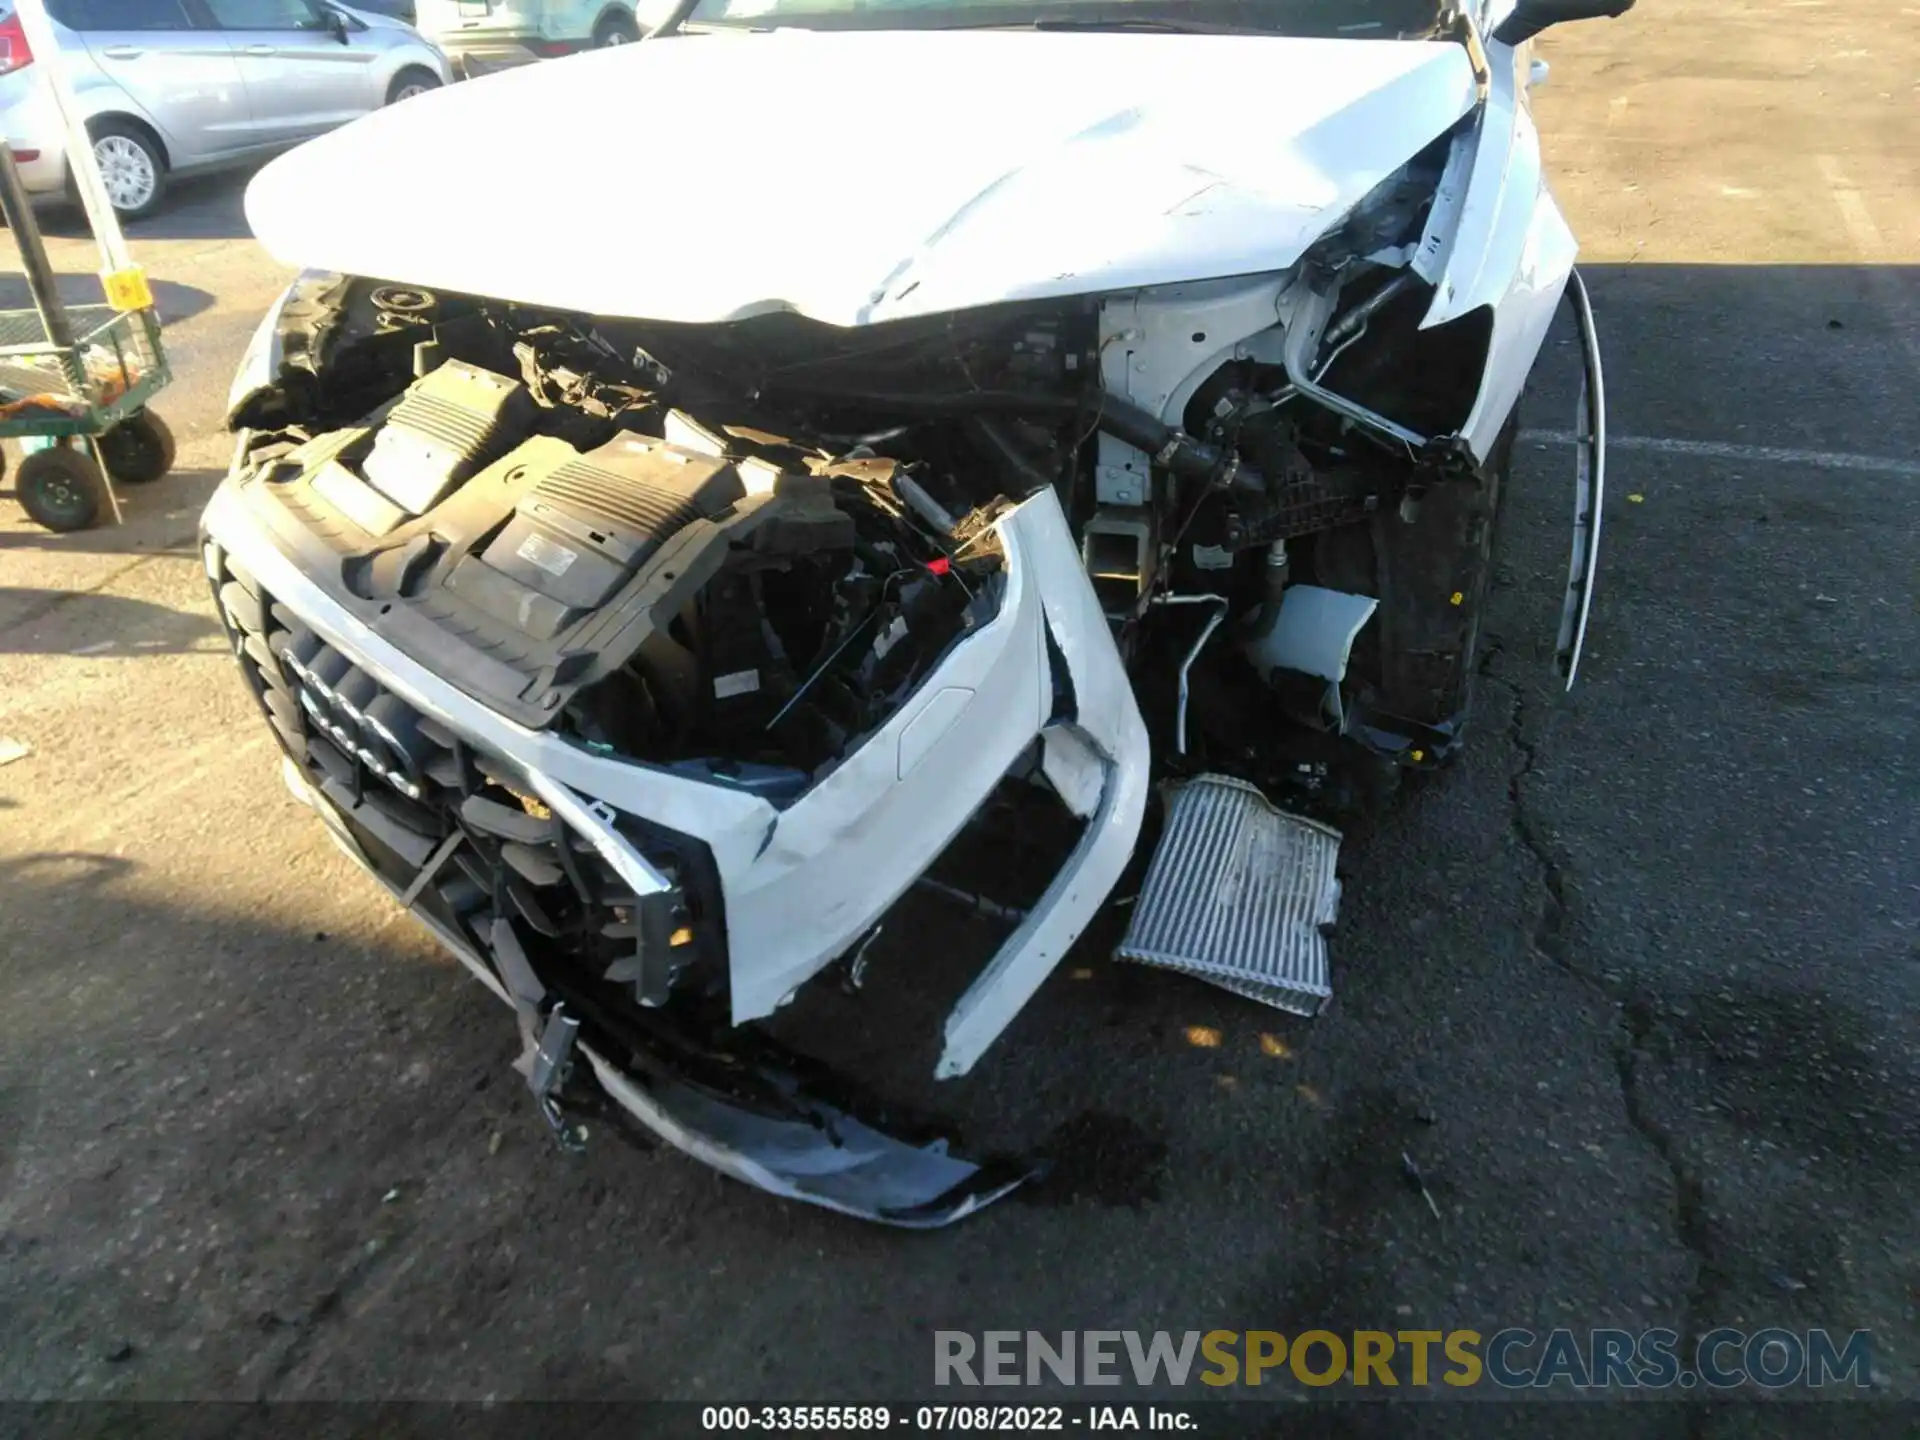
[234,284,1024,797]
[230,247,1505,817]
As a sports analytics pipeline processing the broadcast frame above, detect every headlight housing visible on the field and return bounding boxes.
[226,269,339,429]
[226,298,287,421]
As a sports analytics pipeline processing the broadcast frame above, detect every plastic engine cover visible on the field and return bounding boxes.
[361,360,534,515]
[447,434,746,642]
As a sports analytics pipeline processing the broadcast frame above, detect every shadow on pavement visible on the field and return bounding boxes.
[0,272,216,329]
[0,587,220,654]
[28,168,258,245]
[1523,262,1920,464]
[0,466,224,557]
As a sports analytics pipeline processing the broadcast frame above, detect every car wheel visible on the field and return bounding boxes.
[387,67,442,104]
[97,409,176,485]
[88,121,166,221]
[16,445,106,533]
[593,12,640,45]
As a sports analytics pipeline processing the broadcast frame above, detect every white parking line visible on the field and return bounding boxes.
[1817,155,1891,256]
[1815,154,1920,376]
[1520,430,1920,479]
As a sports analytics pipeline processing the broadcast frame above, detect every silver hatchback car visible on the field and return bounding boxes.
[0,0,450,219]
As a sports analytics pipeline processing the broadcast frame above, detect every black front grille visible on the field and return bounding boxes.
[203,535,726,1007]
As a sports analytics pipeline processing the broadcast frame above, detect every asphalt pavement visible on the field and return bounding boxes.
[1,4,1914,1430]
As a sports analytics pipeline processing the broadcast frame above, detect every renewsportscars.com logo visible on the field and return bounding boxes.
[933,1329,1876,1392]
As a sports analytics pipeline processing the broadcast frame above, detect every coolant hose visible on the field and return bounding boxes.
[1087,397,1265,497]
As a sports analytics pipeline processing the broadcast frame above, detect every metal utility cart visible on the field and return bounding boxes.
[0,0,175,533]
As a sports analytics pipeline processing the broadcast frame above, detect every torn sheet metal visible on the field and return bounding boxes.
[1118,775,1342,1016]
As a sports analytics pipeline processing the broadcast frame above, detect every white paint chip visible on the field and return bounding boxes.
[0,736,31,767]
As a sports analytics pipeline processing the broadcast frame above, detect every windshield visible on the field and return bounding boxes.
[684,1,1451,39]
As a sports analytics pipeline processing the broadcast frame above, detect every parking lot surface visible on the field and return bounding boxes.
[1,5,1915,1428]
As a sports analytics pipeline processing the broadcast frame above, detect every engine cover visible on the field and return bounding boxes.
[449,434,747,642]
[360,359,534,514]
[245,371,860,729]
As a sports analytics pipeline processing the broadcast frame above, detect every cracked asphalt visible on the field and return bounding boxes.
[1,3,1915,1430]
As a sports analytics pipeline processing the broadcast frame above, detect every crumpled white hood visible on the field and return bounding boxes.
[246,29,1477,327]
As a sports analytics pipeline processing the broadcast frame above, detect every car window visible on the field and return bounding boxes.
[50,0,196,30]
[203,0,331,28]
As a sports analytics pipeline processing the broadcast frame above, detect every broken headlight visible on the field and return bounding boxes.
[226,278,300,421]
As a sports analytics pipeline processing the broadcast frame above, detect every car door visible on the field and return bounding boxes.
[201,0,380,146]
[49,0,251,164]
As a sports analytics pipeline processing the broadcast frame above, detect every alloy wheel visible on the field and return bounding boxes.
[93,134,155,213]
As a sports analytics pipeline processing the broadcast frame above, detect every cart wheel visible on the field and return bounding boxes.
[16,446,106,533]
[97,409,176,485]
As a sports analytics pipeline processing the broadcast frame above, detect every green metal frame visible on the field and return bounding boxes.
[0,305,171,440]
